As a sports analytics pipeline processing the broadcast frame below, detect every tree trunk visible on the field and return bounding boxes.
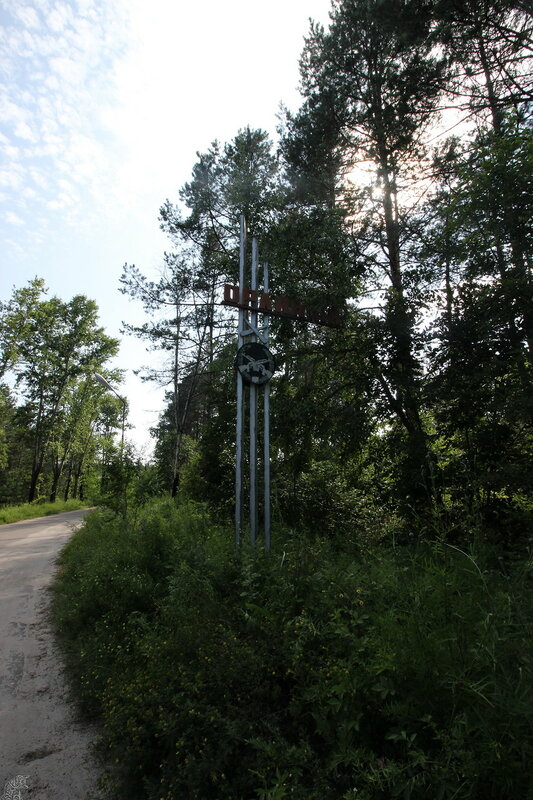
[28,467,41,504]
[49,470,60,503]
[28,391,45,502]
[376,140,436,505]
[63,459,73,501]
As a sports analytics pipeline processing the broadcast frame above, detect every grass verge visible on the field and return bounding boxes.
[0,498,91,525]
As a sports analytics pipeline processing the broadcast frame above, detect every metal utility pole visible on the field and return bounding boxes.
[263,260,271,550]
[235,216,246,545]
[227,215,342,550]
[249,238,258,544]
[233,216,273,550]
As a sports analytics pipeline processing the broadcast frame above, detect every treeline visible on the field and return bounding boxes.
[0,278,126,505]
[122,0,532,544]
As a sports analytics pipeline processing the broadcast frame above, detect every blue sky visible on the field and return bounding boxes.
[0,0,332,453]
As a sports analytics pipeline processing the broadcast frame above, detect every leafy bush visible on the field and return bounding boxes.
[53,501,533,799]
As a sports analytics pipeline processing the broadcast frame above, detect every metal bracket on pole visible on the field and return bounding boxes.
[241,323,269,343]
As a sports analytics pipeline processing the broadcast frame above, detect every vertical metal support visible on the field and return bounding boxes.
[249,237,258,544]
[235,215,246,545]
[234,219,272,550]
[263,261,271,551]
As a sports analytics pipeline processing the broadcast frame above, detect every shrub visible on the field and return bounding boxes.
[52,501,533,799]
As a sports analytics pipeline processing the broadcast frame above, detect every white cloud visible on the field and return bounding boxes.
[45,73,60,90]
[14,121,38,141]
[12,5,41,30]
[47,4,73,32]
[0,166,25,189]
[2,236,29,261]
[30,0,53,13]
[49,54,85,84]
[29,168,49,189]
[3,144,20,159]
[4,210,25,225]
[0,97,30,126]
[0,0,132,238]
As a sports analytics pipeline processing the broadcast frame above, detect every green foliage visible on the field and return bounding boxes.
[420,118,533,528]
[0,279,121,505]
[53,501,532,800]
[165,127,283,252]
[0,385,13,472]
[0,277,46,378]
[0,498,89,525]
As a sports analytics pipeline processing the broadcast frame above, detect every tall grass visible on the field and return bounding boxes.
[52,499,533,800]
[0,498,90,525]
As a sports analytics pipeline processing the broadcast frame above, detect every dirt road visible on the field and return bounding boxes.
[0,510,103,800]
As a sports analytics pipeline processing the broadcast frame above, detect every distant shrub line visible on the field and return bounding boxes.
[52,499,532,799]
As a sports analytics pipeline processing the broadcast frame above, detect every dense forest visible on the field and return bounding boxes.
[3,0,533,796]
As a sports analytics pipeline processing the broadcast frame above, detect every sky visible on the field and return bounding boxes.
[0,0,333,455]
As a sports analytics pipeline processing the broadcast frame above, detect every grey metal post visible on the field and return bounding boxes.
[249,237,258,544]
[235,215,246,545]
[263,261,271,551]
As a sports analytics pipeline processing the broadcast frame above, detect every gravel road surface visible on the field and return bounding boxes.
[0,510,103,800]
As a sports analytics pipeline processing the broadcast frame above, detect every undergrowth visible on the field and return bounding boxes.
[52,499,533,800]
